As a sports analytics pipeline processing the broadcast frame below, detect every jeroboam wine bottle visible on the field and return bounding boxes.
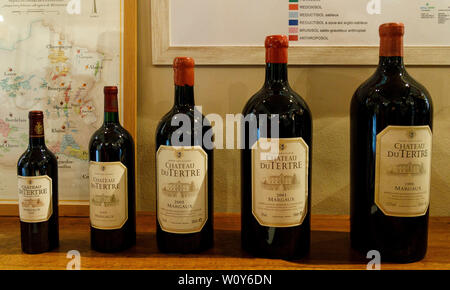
[155,57,214,253]
[89,86,136,252]
[350,23,433,263]
[241,35,312,259]
[17,111,59,254]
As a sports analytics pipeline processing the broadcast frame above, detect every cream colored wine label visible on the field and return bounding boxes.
[89,162,128,230]
[156,146,208,234]
[252,138,309,227]
[375,126,432,217]
[18,176,53,223]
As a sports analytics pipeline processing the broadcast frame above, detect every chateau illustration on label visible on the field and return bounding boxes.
[387,162,426,176]
[21,198,45,209]
[161,181,197,198]
[261,173,300,191]
[91,193,120,207]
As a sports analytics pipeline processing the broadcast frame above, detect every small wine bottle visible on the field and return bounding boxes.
[89,86,136,252]
[17,111,59,254]
[241,35,312,259]
[350,23,433,263]
[155,57,214,253]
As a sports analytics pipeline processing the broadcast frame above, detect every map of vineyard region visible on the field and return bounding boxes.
[0,0,122,201]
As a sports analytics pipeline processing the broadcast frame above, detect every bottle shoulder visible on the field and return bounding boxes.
[351,69,433,110]
[89,123,134,149]
[155,105,213,149]
[243,85,311,117]
[17,147,57,169]
[404,71,433,102]
[156,106,211,136]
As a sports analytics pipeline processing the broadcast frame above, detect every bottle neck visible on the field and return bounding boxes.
[174,85,195,107]
[104,93,120,124]
[104,111,119,124]
[29,136,45,148]
[264,63,288,86]
[377,56,406,75]
[378,33,405,75]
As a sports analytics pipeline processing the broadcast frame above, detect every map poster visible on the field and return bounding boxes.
[0,0,123,203]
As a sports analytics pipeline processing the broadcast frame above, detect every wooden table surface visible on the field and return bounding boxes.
[0,213,449,270]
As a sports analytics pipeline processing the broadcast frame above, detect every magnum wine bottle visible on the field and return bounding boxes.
[241,35,312,259]
[350,23,433,263]
[17,111,59,254]
[89,86,136,252]
[155,57,214,253]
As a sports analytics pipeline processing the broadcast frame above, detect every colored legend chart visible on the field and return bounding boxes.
[288,0,299,41]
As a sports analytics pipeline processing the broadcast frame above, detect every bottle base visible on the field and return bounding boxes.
[157,241,214,254]
[22,248,50,255]
[91,242,135,253]
[91,238,136,253]
[22,244,58,255]
[351,244,427,264]
[242,243,309,261]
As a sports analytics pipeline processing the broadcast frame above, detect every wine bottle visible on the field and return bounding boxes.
[89,86,136,252]
[17,111,59,254]
[350,23,433,263]
[155,57,214,253]
[241,35,312,259]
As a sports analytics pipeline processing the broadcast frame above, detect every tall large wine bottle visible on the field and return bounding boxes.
[155,57,214,253]
[350,23,433,263]
[17,111,59,254]
[241,35,312,259]
[89,86,136,252]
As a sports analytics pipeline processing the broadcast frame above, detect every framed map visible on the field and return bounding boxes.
[0,0,137,214]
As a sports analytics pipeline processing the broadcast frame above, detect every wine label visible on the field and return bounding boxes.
[89,161,128,230]
[252,138,309,227]
[156,146,208,234]
[375,126,432,217]
[18,176,53,223]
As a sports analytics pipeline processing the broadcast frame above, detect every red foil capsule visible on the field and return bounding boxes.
[29,111,45,138]
[173,57,195,86]
[265,35,289,64]
[104,86,119,113]
[379,22,404,57]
